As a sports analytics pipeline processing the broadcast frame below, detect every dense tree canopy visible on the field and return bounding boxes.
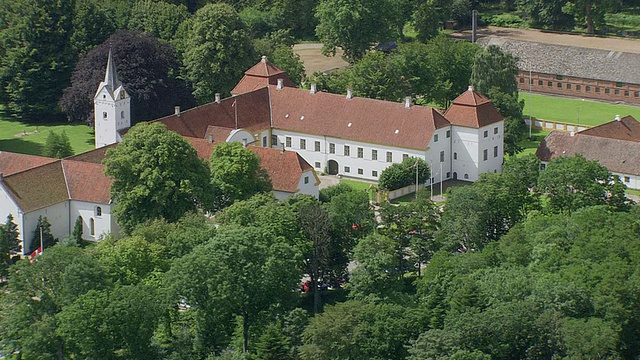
[176,3,256,103]
[104,122,212,232]
[61,30,195,124]
[0,0,75,119]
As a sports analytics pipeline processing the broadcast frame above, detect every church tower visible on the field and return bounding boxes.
[94,49,131,148]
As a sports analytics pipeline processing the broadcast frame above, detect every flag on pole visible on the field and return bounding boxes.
[29,247,42,264]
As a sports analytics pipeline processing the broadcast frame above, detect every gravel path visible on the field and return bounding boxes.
[452,26,640,53]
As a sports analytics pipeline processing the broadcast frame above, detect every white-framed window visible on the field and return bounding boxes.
[357,168,363,175]
[386,151,392,162]
[344,166,350,173]
[624,176,630,182]
[494,146,498,157]
[96,207,102,217]
[494,127,498,134]
[403,154,409,161]
[372,149,378,160]
[271,135,278,146]
[446,130,451,138]
[357,147,363,158]
[120,111,125,119]
[483,149,488,161]
[315,141,321,152]
[372,170,378,177]
[454,152,457,160]
[434,134,439,142]
[90,218,95,236]
[344,145,350,156]
[286,137,292,147]
[103,112,108,119]
[300,139,306,149]
[483,130,488,138]
[304,176,309,184]
[329,143,335,154]
[440,151,445,162]
[315,162,321,168]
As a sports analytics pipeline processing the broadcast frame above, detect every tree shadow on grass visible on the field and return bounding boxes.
[0,138,45,156]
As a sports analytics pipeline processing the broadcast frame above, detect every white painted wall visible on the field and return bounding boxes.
[0,184,25,252]
[227,129,255,144]
[297,170,320,198]
[94,86,131,148]
[22,202,69,254]
[272,129,452,183]
[70,201,117,241]
[451,126,478,181]
[477,122,504,177]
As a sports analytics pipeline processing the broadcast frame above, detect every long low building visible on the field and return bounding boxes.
[537,115,640,189]
[478,37,640,104]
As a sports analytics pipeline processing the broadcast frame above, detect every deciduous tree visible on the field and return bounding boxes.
[61,29,195,123]
[315,0,394,62]
[536,154,632,214]
[176,3,256,103]
[104,122,212,232]
[209,142,272,212]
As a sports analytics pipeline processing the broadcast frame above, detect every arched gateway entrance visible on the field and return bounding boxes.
[328,160,339,175]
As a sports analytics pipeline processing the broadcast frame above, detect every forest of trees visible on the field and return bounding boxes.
[0,0,636,122]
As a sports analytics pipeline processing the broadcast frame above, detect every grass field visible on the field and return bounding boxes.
[0,115,94,156]
[520,93,640,126]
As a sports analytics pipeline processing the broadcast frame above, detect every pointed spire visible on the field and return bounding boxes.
[104,48,121,91]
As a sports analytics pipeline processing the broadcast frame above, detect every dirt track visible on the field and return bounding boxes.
[452,26,640,53]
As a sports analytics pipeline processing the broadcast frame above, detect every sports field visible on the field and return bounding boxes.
[0,115,94,156]
[521,93,640,126]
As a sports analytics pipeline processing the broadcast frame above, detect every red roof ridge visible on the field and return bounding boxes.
[451,86,491,106]
[245,56,287,77]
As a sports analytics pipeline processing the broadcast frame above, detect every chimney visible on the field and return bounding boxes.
[346,88,353,99]
[208,134,214,143]
[261,55,267,63]
[242,138,247,147]
[174,106,181,116]
[310,83,317,95]
[405,96,412,109]
[468,85,474,92]
[615,114,621,121]
[277,78,284,90]
[215,93,221,103]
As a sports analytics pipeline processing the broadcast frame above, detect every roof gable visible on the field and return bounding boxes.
[231,56,295,95]
[249,146,312,193]
[2,161,69,212]
[0,152,57,176]
[579,115,640,142]
[537,131,640,176]
[444,87,504,128]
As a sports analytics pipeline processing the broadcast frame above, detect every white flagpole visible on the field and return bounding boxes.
[40,224,44,254]
[440,162,443,197]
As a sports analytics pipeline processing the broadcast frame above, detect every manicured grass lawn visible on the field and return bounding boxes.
[520,93,640,126]
[340,178,374,192]
[0,115,94,156]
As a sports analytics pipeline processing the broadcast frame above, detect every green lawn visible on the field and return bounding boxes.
[0,115,94,156]
[520,93,640,126]
[340,178,374,192]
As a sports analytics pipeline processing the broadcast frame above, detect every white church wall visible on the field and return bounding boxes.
[297,170,320,198]
[70,201,117,241]
[0,184,25,251]
[22,202,69,254]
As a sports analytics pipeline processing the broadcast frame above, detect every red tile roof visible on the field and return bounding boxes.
[231,56,295,95]
[444,87,504,128]
[157,87,272,137]
[249,146,314,193]
[269,86,450,150]
[0,152,56,176]
[184,137,216,160]
[62,160,112,203]
[537,131,640,176]
[2,161,69,212]
[66,144,116,164]
[579,115,640,142]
